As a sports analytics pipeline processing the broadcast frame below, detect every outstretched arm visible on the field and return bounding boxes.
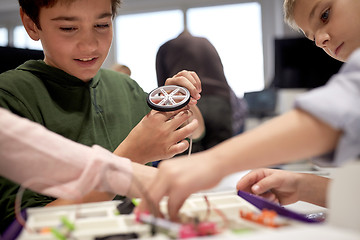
[139,109,341,220]
[46,162,157,206]
[0,108,156,200]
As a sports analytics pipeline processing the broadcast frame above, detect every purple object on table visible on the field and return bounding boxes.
[2,209,27,240]
[237,190,320,223]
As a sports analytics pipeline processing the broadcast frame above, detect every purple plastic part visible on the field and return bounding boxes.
[237,190,319,223]
[2,209,27,240]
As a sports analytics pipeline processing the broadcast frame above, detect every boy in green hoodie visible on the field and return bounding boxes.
[0,0,204,232]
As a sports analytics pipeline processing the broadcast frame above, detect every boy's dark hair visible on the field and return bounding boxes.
[18,0,121,29]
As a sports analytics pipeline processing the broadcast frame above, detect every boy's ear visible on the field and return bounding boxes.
[19,7,40,41]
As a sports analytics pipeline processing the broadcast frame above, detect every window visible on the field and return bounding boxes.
[13,26,42,50]
[115,3,264,95]
[187,3,264,96]
[0,27,8,46]
[116,10,183,93]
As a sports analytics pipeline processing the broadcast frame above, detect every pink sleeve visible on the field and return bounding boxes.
[0,108,133,199]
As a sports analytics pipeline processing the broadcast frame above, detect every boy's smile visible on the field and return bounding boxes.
[31,0,113,82]
[293,0,360,62]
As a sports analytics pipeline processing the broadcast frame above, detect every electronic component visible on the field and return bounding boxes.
[95,233,139,240]
[239,209,288,228]
[16,191,311,240]
[136,212,218,239]
[116,198,136,215]
[237,190,320,223]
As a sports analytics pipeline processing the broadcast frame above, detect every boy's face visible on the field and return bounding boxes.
[36,0,113,82]
[293,0,360,62]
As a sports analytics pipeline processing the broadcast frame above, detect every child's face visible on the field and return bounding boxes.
[36,0,113,82]
[293,0,360,62]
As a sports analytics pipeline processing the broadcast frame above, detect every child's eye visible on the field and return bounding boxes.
[60,27,77,32]
[320,9,330,22]
[95,24,110,29]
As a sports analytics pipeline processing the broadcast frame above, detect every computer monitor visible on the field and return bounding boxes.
[244,88,277,118]
[273,37,343,89]
[0,46,44,74]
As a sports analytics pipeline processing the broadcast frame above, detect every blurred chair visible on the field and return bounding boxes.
[111,63,131,76]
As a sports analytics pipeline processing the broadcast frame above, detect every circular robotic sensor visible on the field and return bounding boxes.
[147,85,191,112]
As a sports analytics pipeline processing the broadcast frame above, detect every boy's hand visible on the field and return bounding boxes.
[114,70,204,163]
[237,168,329,207]
[164,70,204,139]
[114,106,199,164]
[236,168,302,205]
[164,70,202,105]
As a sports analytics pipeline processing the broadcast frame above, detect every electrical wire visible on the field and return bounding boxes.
[203,195,230,231]
[188,136,193,159]
[14,177,85,238]
[187,109,194,159]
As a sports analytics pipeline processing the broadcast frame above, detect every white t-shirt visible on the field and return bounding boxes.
[295,48,360,166]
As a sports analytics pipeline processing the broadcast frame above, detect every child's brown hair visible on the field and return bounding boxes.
[18,0,121,29]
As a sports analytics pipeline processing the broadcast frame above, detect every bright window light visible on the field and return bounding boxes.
[188,3,264,96]
[13,26,42,50]
[0,28,8,46]
[116,10,183,93]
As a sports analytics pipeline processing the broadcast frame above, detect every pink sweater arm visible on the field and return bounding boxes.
[0,108,132,199]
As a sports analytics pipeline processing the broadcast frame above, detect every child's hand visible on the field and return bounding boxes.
[164,70,202,105]
[137,151,223,221]
[114,107,199,164]
[163,70,205,139]
[236,168,302,205]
